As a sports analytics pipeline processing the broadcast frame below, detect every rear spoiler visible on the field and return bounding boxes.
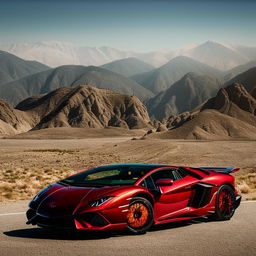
[199,167,240,174]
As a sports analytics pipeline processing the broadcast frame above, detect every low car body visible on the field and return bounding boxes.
[26,164,241,233]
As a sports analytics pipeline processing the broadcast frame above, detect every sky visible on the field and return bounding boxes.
[0,0,256,51]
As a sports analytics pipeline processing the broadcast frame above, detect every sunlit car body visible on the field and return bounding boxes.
[26,164,241,234]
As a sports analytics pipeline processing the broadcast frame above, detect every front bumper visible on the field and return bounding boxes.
[26,208,127,231]
[234,195,242,209]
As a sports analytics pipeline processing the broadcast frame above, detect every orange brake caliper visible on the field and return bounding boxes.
[127,203,149,228]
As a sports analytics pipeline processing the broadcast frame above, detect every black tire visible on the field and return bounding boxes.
[211,185,235,221]
[126,197,154,235]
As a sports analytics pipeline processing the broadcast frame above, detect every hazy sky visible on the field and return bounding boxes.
[1,0,255,51]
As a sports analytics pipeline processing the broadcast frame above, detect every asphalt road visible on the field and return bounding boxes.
[0,201,255,256]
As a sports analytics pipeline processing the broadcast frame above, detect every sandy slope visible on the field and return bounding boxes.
[4,127,146,139]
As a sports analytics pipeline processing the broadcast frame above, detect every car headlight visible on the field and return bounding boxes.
[88,196,114,207]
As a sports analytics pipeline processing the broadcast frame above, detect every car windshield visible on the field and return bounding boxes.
[60,165,156,187]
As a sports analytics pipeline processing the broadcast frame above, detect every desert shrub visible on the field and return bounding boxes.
[28,149,79,154]
[237,181,251,194]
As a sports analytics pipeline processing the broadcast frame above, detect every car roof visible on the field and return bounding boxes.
[96,164,170,169]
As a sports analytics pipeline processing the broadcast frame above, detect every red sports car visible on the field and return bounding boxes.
[26,164,241,234]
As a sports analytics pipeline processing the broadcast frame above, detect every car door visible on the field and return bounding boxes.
[146,168,197,221]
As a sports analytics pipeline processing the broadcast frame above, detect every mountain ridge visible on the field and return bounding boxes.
[146,72,222,119]
[131,56,222,94]
[0,50,49,86]
[0,65,154,106]
[101,57,154,77]
[225,67,256,93]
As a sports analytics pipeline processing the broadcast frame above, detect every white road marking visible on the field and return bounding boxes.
[0,201,255,217]
[0,211,25,216]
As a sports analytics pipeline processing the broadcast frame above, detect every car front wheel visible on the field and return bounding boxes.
[126,197,154,234]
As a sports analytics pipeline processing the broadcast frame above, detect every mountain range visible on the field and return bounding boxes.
[0,49,255,118]
[145,66,256,120]
[130,56,222,94]
[0,48,256,140]
[2,81,255,140]
[1,40,256,70]
[0,64,153,106]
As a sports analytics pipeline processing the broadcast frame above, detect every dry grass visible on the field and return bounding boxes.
[28,149,79,154]
[238,182,251,193]
[246,196,256,200]
[0,167,76,201]
[0,143,121,201]
[236,172,256,194]
[0,139,256,202]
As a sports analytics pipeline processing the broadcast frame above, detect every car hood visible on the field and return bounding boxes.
[36,183,130,218]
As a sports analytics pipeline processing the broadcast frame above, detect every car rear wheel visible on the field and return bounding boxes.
[126,197,153,234]
[212,185,235,221]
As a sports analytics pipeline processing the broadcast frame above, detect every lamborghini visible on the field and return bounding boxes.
[26,164,241,234]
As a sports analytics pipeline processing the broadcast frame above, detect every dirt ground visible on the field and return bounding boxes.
[0,135,255,201]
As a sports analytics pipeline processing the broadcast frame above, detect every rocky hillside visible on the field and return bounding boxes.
[147,83,256,140]
[0,85,151,135]
[0,99,32,135]
[251,87,256,98]
[201,83,256,126]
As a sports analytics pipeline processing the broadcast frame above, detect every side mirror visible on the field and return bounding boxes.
[156,178,173,186]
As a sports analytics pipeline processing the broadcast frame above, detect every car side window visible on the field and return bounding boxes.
[172,170,182,180]
[151,169,176,183]
[145,176,157,190]
[172,169,189,181]
[140,179,147,188]
[177,168,189,178]
[139,175,156,190]
[140,168,189,189]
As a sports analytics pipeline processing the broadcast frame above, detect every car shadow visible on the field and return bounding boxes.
[4,228,115,240]
[4,217,210,240]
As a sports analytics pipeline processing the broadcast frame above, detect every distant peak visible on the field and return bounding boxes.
[205,40,218,44]
[200,40,234,50]
[183,72,199,78]
[203,40,227,46]
[163,56,197,66]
